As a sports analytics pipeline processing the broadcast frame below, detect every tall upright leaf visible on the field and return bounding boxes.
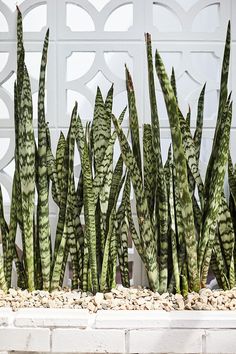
[37,29,51,290]
[155,50,199,292]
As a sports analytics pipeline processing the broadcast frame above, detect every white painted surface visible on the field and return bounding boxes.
[0,309,236,353]
[52,329,126,353]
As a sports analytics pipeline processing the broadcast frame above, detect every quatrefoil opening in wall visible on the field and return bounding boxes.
[59,0,135,39]
[57,45,139,127]
[151,0,229,40]
[0,0,51,40]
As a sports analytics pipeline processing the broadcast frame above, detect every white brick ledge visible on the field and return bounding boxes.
[1,309,236,353]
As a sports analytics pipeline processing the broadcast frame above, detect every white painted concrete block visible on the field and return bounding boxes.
[129,329,204,353]
[52,329,126,353]
[0,328,50,352]
[95,310,170,328]
[96,310,236,329]
[0,308,12,326]
[14,308,90,328]
[206,329,236,353]
[168,311,236,329]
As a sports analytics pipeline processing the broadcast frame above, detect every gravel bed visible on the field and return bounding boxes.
[1,286,236,312]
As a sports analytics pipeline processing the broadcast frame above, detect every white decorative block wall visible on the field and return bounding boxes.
[0,0,235,286]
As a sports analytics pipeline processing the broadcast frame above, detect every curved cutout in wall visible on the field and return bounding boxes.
[3,159,15,179]
[175,0,198,11]
[0,53,9,73]
[104,52,133,80]
[192,4,220,32]
[191,52,220,82]
[203,89,219,118]
[67,52,96,81]
[88,0,110,11]
[66,4,95,31]
[112,91,128,118]
[0,137,10,160]
[153,3,182,32]
[0,181,10,204]
[0,11,8,32]
[104,4,133,32]
[86,71,112,95]
[1,0,24,12]
[2,73,16,97]
[23,4,47,32]
[177,72,199,99]
[67,90,93,120]
[0,98,9,119]
[25,52,42,80]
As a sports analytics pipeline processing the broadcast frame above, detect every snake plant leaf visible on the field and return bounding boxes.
[116,211,129,287]
[210,252,224,289]
[178,111,204,209]
[205,22,231,195]
[16,7,25,107]
[112,114,159,291]
[76,113,98,293]
[186,106,191,128]
[101,173,125,291]
[170,67,178,102]
[145,34,169,292]
[155,49,199,292]
[52,105,79,289]
[172,163,186,277]
[82,144,98,293]
[18,65,35,291]
[37,28,51,290]
[199,101,232,285]
[143,124,156,215]
[51,103,77,290]
[105,83,114,116]
[228,153,236,205]
[116,172,130,288]
[122,174,146,264]
[46,145,60,206]
[92,107,126,204]
[56,132,66,201]
[6,175,18,286]
[125,66,142,175]
[67,214,79,289]
[92,87,111,170]
[109,217,118,290]
[100,210,113,291]
[0,185,9,274]
[66,118,79,289]
[15,12,24,234]
[106,155,123,225]
[99,161,113,217]
[167,156,180,293]
[213,235,230,290]
[95,84,115,232]
[101,160,125,291]
[194,83,206,164]
[145,33,161,162]
[0,256,7,293]
[192,195,202,236]
[218,195,235,287]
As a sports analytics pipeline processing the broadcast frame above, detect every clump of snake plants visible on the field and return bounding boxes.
[0,8,129,293]
[0,8,235,296]
[113,21,235,294]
